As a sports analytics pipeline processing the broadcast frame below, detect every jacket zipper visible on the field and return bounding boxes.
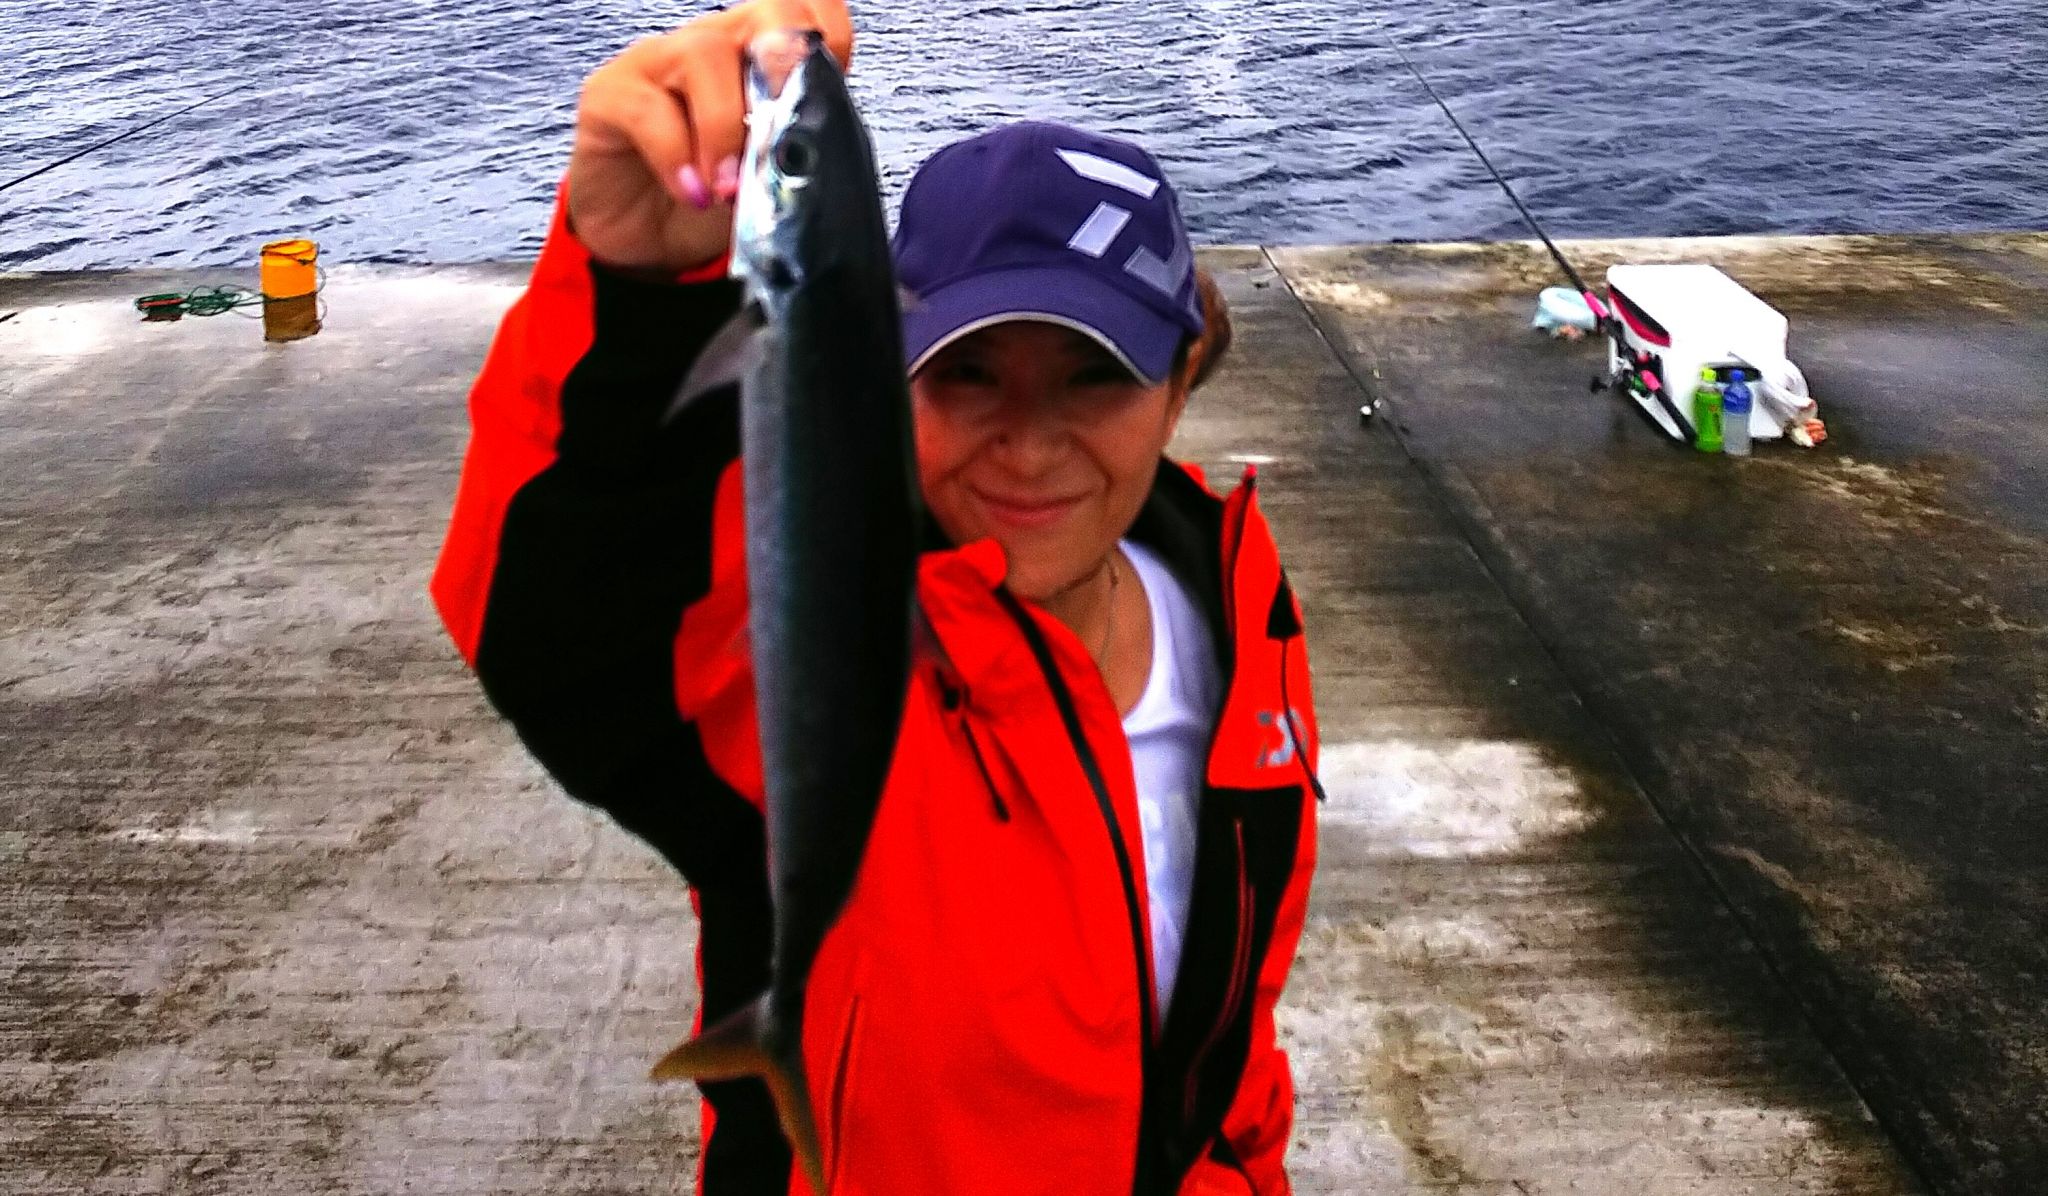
[993,588,1164,1195]
[1182,819,1254,1122]
[992,589,1157,1052]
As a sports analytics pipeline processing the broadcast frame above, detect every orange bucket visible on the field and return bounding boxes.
[259,238,319,300]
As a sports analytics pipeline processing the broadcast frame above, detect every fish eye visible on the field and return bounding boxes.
[774,132,817,178]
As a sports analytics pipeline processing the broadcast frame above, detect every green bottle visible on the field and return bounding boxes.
[1693,367,1724,453]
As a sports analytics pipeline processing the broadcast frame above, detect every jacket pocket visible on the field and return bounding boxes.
[938,676,1011,822]
[825,994,865,1193]
[960,718,1011,822]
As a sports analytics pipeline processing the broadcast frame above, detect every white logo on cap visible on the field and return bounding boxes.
[1066,203,1131,258]
[1055,148,1191,301]
[1054,149,1160,198]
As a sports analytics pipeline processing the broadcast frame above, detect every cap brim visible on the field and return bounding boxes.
[903,266,1186,386]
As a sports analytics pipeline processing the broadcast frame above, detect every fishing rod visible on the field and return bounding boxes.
[1370,20,1609,325]
[0,84,246,195]
[1371,21,1717,442]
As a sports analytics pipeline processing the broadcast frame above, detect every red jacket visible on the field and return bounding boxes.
[432,193,1323,1196]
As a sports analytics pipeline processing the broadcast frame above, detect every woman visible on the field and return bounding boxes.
[431,1,1321,1192]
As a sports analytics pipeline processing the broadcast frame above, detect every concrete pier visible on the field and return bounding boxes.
[4,233,2040,1194]
[1264,233,2046,1195]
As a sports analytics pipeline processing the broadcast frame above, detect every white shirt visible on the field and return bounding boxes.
[1119,540,1224,1019]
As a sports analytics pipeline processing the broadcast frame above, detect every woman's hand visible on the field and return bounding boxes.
[566,0,855,275]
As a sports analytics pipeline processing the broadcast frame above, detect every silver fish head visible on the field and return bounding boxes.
[732,29,864,317]
[668,30,902,421]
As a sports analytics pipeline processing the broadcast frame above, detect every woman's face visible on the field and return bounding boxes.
[912,321,1190,601]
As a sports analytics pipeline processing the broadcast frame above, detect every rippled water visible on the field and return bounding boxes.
[1,0,2042,271]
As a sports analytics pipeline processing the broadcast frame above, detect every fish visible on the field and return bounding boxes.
[651,28,920,1194]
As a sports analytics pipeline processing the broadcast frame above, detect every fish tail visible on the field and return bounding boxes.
[650,996,829,1193]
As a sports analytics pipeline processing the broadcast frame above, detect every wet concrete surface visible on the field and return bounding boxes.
[1271,232,2046,1195]
[0,246,1965,1193]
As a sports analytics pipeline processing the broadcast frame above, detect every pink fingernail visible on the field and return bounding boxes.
[714,154,740,202]
[678,164,710,210]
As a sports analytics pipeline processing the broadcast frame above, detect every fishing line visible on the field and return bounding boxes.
[0,84,246,196]
[1370,19,1603,311]
[1369,20,1720,441]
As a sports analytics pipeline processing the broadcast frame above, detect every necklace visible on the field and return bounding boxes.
[1046,551,1122,667]
[1095,552,1121,665]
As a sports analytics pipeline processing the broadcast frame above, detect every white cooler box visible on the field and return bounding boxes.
[1605,263,1813,444]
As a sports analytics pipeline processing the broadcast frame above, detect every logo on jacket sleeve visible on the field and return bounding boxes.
[1254,707,1307,770]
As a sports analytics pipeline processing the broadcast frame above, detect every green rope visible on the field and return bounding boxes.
[134,284,264,318]
[135,266,327,322]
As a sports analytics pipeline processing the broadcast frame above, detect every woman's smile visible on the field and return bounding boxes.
[910,321,1190,602]
[969,486,1089,530]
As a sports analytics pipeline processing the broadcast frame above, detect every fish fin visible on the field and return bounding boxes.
[764,1053,828,1196]
[650,997,768,1082]
[665,307,764,423]
[649,997,829,1193]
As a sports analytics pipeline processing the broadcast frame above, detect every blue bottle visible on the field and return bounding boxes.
[1722,370,1754,457]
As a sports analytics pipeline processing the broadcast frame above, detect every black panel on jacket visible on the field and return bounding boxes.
[474,264,791,1192]
[1126,460,1230,675]
[1126,465,1308,1189]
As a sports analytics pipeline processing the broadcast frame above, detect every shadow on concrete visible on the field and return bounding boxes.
[1175,248,1920,1193]
[1270,232,2045,1195]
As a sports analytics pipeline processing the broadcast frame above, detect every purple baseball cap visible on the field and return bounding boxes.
[893,121,1205,387]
